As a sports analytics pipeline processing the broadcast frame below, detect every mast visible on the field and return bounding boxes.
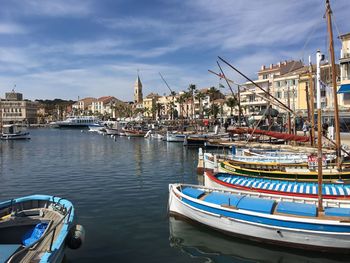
[309,56,316,146]
[316,50,324,211]
[287,84,292,134]
[326,0,341,169]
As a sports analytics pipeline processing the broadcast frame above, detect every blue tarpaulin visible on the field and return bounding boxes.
[337,84,350,93]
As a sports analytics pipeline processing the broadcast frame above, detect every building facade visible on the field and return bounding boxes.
[0,91,38,124]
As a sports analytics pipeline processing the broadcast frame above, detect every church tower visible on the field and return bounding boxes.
[134,75,143,104]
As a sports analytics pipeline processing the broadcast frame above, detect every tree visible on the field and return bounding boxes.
[209,104,220,119]
[225,96,238,116]
[195,91,206,119]
[188,84,196,119]
[207,87,220,101]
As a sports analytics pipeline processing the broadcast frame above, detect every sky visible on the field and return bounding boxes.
[0,0,348,102]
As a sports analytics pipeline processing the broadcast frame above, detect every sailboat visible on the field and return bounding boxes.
[169,0,350,252]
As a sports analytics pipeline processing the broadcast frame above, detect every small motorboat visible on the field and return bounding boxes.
[1,124,30,140]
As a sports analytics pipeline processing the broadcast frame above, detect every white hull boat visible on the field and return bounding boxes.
[165,132,186,142]
[169,183,350,252]
[1,124,30,140]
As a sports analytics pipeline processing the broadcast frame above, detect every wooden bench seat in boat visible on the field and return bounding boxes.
[276,202,317,217]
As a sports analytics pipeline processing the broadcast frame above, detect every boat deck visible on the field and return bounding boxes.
[191,189,350,221]
[0,204,66,262]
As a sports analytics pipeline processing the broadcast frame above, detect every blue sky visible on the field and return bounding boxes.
[0,0,348,101]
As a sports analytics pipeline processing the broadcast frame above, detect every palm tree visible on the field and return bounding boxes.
[195,91,206,119]
[207,87,220,101]
[176,94,186,119]
[188,84,196,119]
[209,104,220,119]
[170,91,176,120]
[225,96,238,116]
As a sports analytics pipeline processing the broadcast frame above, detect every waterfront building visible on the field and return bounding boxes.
[72,97,95,115]
[156,95,174,120]
[143,93,160,119]
[338,32,350,108]
[91,96,123,118]
[240,79,270,117]
[0,91,38,124]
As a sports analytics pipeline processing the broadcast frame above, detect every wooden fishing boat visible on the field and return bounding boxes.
[168,183,350,252]
[1,124,30,140]
[204,171,350,199]
[219,161,350,182]
[0,195,84,262]
[198,151,316,174]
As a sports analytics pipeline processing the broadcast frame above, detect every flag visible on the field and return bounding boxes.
[219,83,225,89]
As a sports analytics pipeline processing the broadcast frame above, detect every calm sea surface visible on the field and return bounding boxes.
[1,128,349,263]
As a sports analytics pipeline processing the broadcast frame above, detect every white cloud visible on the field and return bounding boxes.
[10,0,93,17]
[0,23,28,34]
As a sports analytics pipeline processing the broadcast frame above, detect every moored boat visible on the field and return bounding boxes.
[168,183,350,252]
[0,124,30,140]
[0,194,84,262]
[219,161,350,182]
[204,170,350,199]
[51,116,100,129]
[165,132,187,142]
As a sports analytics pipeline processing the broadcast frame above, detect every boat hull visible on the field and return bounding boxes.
[0,132,30,140]
[204,171,350,199]
[168,185,350,252]
[220,161,350,182]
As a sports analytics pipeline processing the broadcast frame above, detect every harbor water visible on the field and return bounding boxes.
[1,128,350,263]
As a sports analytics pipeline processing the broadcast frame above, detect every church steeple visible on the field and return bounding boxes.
[134,74,143,103]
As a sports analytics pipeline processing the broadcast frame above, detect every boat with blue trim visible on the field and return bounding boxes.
[51,116,100,129]
[219,161,350,182]
[165,131,187,142]
[0,195,84,262]
[0,124,30,140]
[204,171,350,199]
[168,183,350,252]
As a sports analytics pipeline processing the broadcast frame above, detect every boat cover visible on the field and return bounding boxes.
[276,202,317,217]
[203,192,241,206]
[236,196,275,214]
[324,207,350,217]
[182,188,205,199]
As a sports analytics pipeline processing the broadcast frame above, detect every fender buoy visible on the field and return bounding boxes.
[66,224,85,249]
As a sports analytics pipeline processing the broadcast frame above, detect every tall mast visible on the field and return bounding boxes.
[326,0,341,169]
[316,50,324,211]
[309,56,316,146]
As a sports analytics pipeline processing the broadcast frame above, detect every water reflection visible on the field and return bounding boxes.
[169,217,350,263]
